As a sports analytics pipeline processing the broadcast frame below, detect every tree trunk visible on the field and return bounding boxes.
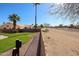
[13,20,16,31]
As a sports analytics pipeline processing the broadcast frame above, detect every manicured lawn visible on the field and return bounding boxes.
[0,32,34,54]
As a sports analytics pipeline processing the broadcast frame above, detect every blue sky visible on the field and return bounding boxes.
[0,3,72,26]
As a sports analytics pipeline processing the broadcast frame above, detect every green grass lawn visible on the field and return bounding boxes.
[0,32,34,54]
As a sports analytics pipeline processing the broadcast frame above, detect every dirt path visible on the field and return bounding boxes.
[42,28,79,56]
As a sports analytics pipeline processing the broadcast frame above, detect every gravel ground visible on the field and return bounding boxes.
[42,28,79,56]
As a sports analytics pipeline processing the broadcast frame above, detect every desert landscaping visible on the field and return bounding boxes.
[42,28,79,56]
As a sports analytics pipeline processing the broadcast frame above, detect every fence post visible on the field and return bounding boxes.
[12,39,22,56]
[12,48,17,56]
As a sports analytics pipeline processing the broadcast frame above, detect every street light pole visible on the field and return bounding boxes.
[34,3,40,30]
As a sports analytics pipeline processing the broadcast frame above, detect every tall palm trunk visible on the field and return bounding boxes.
[13,20,16,30]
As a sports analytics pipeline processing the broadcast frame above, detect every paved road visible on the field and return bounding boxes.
[42,28,79,56]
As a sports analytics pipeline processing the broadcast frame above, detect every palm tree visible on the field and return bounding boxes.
[8,14,20,30]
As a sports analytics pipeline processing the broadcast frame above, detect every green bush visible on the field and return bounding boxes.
[43,28,49,32]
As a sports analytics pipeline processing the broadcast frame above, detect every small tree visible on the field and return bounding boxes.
[24,27,27,29]
[69,24,74,28]
[43,23,50,32]
[59,24,63,28]
[76,22,79,29]
[40,24,44,28]
[44,23,50,28]
[33,24,38,28]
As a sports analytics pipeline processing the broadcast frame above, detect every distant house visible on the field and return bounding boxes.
[0,22,32,30]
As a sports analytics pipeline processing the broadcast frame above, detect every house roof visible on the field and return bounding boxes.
[0,22,32,29]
